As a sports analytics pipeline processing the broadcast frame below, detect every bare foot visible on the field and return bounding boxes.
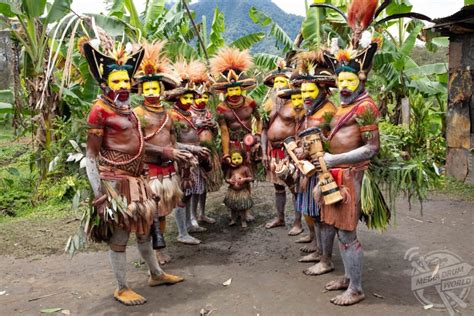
[187,225,207,233]
[298,252,321,263]
[155,250,171,265]
[325,278,350,291]
[114,288,146,306]
[229,219,236,226]
[303,262,334,276]
[295,234,312,243]
[245,210,255,222]
[300,239,318,253]
[148,273,184,287]
[198,215,216,224]
[288,225,303,236]
[330,289,365,306]
[177,235,201,245]
[241,220,248,228]
[265,217,285,229]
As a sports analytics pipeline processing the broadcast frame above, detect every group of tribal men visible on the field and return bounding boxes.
[81,12,381,307]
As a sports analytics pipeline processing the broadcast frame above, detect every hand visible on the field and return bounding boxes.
[92,193,107,217]
[262,153,269,170]
[172,149,193,162]
[294,147,305,160]
[222,155,231,165]
[194,146,211,159]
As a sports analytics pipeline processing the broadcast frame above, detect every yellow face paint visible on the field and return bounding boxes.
[301,82,320,100]
[107,70,131,91]
[195,93,209,106]
[290,94,303,108]
[273,76,289,89]
[142,81,161,97]
[337,71,360,92]
[179,93,194,105]
[231,152,243,165]
[226,86,242,97]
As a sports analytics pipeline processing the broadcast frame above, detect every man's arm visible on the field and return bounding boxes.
[324,130,380,168]
[85,131,103,198]
[219,118,230,158]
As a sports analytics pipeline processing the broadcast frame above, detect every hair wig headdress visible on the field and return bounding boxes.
[136,40,179,91]
[79,26,144,85]
[263,59,293,87]
[311,0,432,80]
[210,48,256,93]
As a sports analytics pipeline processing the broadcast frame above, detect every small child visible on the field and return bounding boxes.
[224,150,254,228]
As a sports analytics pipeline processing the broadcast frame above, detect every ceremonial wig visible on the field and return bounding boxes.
[263,59,293,87]
[210,47,256,93]
[78,29,144,86]
[165,59,199,102]
[312,0,432,81]
[188,60,213,96]
[135,40,180,93]
[293,50,336,91]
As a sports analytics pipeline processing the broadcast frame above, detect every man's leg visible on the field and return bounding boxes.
[198,191,216,224]
[329,229,365,306]
[303,222,335,275]
[109,228,147,306]
[155,217,172,265]
[265,184,286,229]
[298,215,318,253]
[175,201,201,245]
[187,194,206,232]
[288,197,303,235]
[136,233,184,287]
[300,217,322,263]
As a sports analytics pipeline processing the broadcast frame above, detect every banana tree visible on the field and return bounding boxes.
[0,0,74,179]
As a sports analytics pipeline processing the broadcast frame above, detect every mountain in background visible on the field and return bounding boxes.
[189,0,304,54]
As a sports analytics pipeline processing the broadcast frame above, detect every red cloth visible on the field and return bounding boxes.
[148,163,176,177]
[270,147,285,160]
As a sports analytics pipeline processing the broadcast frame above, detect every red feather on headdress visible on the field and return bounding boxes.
[348,0,378,47]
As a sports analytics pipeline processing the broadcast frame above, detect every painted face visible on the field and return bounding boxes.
[177,93,194,111]
[290,94,303,109]
[142,81,161,97]
[337,71,360,92]
[231,152,243,166]
[273,76,289,89]
[194,93,209,110]
[226,86,242,97]
[301,82,320,107]
[107,70,131,91]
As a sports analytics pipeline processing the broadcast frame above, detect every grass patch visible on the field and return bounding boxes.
[437,177,474,201]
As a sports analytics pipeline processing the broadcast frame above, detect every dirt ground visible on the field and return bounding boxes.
[0,182,473,315]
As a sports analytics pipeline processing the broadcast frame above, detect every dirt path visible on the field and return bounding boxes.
[0,183,473,315]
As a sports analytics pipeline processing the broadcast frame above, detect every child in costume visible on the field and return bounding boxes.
[224,150,254,228]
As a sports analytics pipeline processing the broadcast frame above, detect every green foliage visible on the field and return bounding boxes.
[230,32,266,50]
[207,7,225,56]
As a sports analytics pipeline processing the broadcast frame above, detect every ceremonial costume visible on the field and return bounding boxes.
[210,48,261,166]
[82,34,183,306]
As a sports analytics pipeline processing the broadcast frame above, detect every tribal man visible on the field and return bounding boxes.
[292,51,337,275]
[166,60,211,243]
[210,48,260,167]
[82,38,183,306]
[133,41,195,262]
[210,48,260,222]
[261,61,304,236]
[319,42,380,306]
[189,61,223,224]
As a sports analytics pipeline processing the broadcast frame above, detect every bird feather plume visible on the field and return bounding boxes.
[295,51,324,75]
[210,47,253,76]
[139,40,170,75]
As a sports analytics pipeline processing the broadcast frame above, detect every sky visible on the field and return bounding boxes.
[72,0,464,19]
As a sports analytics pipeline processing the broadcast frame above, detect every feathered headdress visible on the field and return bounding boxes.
[165,59,199,102]
[292,50,335,87]
[135,40,179,91]
[188,60,213,96]
[79,26,144,85]
[263,59,293,87]
[210,47,256,93]
[311,0,432,80]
